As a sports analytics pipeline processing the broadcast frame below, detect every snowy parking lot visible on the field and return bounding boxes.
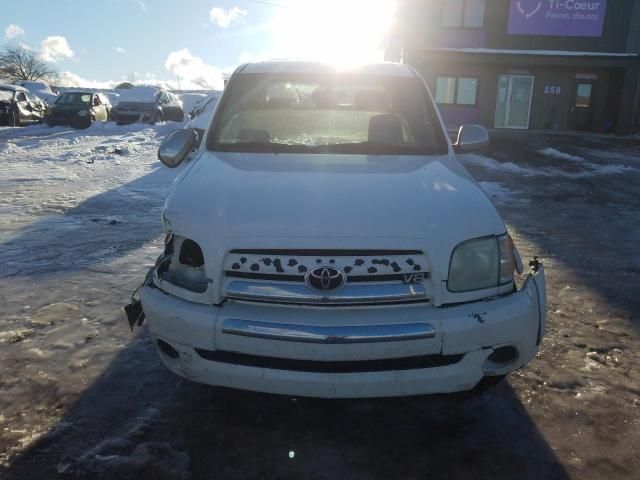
[1,124,639,479]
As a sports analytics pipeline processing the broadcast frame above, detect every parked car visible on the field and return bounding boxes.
[46,91,111,128]
[133,61,547,398]
[179,92,207,119]
[15,80,58,105]
[111,86,184,125]
[0,84,47,126]
[185,90,221,144]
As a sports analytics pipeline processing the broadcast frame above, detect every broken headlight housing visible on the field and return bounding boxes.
[157,233,208,293]
[447,233,516,292]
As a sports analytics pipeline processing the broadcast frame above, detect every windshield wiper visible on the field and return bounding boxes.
[317,142,429,155]
[214,141,314,153]
[213,141,432,155]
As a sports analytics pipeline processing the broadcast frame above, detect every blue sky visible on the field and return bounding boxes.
[2,0,395,89]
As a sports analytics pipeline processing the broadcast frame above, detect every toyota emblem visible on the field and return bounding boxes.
[305,266,346,291]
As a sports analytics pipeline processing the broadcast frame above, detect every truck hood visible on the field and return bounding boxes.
[163,151,505,271]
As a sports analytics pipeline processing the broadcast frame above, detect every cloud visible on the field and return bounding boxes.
[209,6,247,28]
[57,71,179,90]
[164,48,224,90]
[58,71,119,89]
[114,47,127,54]
[40,36,74,62]
[5,24,25,40]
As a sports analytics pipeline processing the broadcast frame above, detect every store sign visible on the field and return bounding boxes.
[508,1,607,37]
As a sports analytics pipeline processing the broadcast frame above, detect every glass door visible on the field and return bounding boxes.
[494,75,535,129]
[569,80,596,131]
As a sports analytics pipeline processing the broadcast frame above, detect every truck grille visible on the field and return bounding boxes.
[223,249,430,305]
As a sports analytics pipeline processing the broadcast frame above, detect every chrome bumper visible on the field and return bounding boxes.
[221,318,436,344]
[225,280,427,305]
[140,266,546,397]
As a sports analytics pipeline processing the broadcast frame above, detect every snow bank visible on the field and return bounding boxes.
[459,154,547,176]
[117,86,161,103]
[460,153,639,179]
[0,142,19,155]
[539,148,585,163]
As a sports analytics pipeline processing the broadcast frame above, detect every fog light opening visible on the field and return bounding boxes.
[157,339,179,360]
[487,346,518,365]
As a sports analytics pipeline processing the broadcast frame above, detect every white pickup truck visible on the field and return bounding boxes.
[133,61,546,398]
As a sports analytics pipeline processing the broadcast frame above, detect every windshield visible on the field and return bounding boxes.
[56,93,91,105]
[207,73,447,155]
[118,87,160,103]
[0,90,14,101]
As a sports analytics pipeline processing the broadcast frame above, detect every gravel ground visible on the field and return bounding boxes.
[0,125,639,479]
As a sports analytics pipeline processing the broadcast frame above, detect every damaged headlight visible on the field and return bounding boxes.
[157,233,208,293]
[447,234,516,292]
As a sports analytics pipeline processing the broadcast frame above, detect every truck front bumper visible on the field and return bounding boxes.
[140,267,546,398]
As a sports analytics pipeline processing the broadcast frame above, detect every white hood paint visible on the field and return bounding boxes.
[162,151,505,289]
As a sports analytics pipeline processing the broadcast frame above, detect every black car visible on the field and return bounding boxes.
[111,86,184,125]
[0,84,47,126]
[46,91,111,128]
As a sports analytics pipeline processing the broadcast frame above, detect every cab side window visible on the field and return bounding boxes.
[16,92,27,102]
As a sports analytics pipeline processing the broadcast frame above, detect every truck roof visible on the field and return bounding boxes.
[240,60,416,78]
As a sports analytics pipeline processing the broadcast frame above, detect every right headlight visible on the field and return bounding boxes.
[447,234,515,292]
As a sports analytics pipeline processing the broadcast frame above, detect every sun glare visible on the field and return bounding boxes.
[272,0,396,66]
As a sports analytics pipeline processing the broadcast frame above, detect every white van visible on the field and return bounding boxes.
[133,61,546,398]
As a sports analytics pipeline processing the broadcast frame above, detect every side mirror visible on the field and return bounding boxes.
[158,128,196,168]
[454,124,489,152]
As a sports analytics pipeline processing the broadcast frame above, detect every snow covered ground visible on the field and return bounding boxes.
[0,126,639,479]
[0,122,183,276]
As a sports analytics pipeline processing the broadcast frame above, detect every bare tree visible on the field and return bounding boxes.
[0,45,59,83]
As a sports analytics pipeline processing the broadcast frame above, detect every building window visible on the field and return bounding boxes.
[435,77,457,104]
[575,83,593,108]
[442,0,464,27]
[435,77,478,105]
[442,0,485,28]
